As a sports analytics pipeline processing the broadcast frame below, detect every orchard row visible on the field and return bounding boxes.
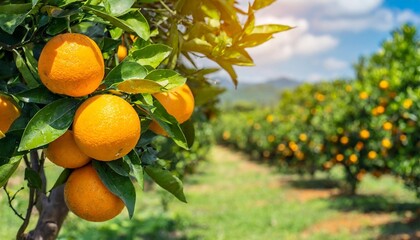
[216,24,419,195]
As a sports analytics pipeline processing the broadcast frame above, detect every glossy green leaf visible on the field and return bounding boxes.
[18,98,80,151]
[145,69,186,90]
[16,86,61,104]
[13,50,39,89]
[120,11,150,40]
[25,168,42,189]
[49,168,71,192]
[0,3,32,34]
[252,0,276,10]
[93,160,136,218]
[181,119,195,149]
[83,7,150,41]
[145,166,187,203]
[106,159,130,177]
[252,24,292,34]
[117,79,163,94]
[136,99,188,149]
[0,156,21,188]
[104,0,134,16]
[130,44,172,68]
[124,150,143,189]
[103,61,148,87]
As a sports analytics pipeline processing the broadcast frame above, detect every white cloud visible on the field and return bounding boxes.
[247,17,338,64]
[323,57,348,71]
[257,0,419,33]
[396,10,420,25]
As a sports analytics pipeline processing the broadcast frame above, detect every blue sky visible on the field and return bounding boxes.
[217,0,420,84]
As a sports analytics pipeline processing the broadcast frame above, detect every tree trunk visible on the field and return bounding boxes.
[24,185,69,240]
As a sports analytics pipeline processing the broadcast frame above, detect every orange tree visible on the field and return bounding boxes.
[216,24,419,195]
[0,0,290,239]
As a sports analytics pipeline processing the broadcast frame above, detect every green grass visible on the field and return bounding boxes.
[0,147,418,240]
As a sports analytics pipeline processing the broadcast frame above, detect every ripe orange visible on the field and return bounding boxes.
[403,99,413,109]
[381,138,392,149]
[336,154,344,162]
[149,84,194,136]
[117,45,127,61]
[64,164,124,222]
[359,129,370,139]
[73,94,141,161]
[349,154,358,163]
[45,130,91,169]
[299,133,308,142]
[0,94,20,134]
[379,80,389,90]
[359,91,369,100]
[382,122,393,131]
[340,136,349,145]
[38,33,104,97]
[368,150,377,159]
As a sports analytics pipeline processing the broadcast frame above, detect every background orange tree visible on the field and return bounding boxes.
[0,0,290,239]
[216,24,419,196]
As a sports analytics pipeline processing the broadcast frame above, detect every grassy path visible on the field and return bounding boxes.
[1,146,419,240]
[168,146,420,240]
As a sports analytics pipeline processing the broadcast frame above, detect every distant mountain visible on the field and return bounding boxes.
[218,77,302,106]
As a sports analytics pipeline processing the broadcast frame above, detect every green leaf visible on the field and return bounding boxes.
[0,3,32,34]
[130,44,172,68]
[46,18,68,35]
[181,119,195,149]
[124,150,143,189]
[252,24,292,34]
[252,0,276,10]
[104,0,134,16]
[13,50,39,89]
[83,7,150,41]
[145,69,186,90]
[106,159,130,177]
[103,61,148,87]
[0,156,21,188]
[117,79,163,94]
[25,168,42,189]
[18,98,80,151]
[16,86,61,104]
[136,99,188,149]
[49,168,71,191]
[120,11,150,41]
[93,160,136,218]
[145,166,187,203]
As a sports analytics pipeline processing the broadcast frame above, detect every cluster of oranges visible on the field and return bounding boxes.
[36,33,194,222]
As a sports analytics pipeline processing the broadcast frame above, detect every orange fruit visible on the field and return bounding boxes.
[38,33,104,97]
[368,151,377,159]
[359,129,370,139]
[403,99,413,109]
[379,80,389,90]
[381,138,392,149]
[349,154,358,163]
[73,94,141,161]
[117,45,127,61]
[359,91,368,100]
[299,133,308,142]
[45,130,91,168]
[336,154,344,162]
[382,122,393,131]
[149,84,194,136]
[340,136,349,145]
[64,164,124,222]
[0,94,20,134]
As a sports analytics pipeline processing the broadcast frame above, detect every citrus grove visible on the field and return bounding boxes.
[0,0,290,239]
[217,24,419,196]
